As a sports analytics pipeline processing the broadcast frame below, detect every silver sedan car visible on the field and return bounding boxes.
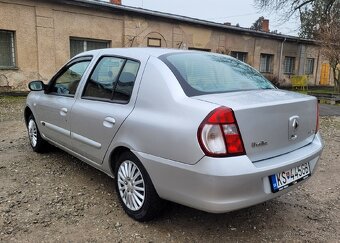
[25,48,324,221]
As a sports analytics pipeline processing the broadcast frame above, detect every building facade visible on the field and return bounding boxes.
[0,0,333,90]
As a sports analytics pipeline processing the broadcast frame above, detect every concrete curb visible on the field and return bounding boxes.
[0,92,29,97]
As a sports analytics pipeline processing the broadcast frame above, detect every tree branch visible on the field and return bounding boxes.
[294,0,315,11]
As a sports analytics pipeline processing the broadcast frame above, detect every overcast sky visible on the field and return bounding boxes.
[122,0,300,36]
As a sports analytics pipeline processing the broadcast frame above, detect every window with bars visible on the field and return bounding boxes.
[305,58,315,75]
[70,38,110,57]
[260,54,273,73]
[0,30,16,68]
[231,51,247,63]
[283,56,295,74]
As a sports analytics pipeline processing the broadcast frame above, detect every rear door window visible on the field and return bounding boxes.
[112,60,140,102]
[82,56,140,103]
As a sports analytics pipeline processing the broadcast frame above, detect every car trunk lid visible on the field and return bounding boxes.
[193,89,318,162]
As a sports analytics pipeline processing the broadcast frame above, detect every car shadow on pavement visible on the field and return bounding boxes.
[45,144,283,235]
[2,138,324,242]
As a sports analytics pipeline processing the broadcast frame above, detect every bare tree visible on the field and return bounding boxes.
[317,21,340,91]
[254,0,338,37]
[254,0,336,18]
[255,0,340,91]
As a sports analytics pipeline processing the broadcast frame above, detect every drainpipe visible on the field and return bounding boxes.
[315,49,320,85]
[278,38,286,82]
[253,37,256,67]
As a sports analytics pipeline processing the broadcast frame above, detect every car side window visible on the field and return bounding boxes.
[112,60,140,102]
[50,60,91,96]
[83,57,125,100]
[82,57,140,103]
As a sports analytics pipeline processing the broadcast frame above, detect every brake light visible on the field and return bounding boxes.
[198,107,245,157]
[316,102,319,134]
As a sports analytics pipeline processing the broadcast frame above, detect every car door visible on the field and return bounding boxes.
[36,56,92,147]
[69,56,141,164]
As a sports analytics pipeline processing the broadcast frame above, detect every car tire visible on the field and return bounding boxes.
[27,115,48,153]
[114,152,164,221]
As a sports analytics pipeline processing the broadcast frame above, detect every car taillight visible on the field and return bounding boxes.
[198,107,245,157]
[316,102,319,134]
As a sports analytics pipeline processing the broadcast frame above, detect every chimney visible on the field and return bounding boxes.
[110,0,121,4]
[262,19,269,32]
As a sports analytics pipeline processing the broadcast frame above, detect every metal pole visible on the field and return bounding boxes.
[278,38,286,82]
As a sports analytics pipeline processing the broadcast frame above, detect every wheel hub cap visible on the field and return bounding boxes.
[28,120,38,147]
[117,160,145,211]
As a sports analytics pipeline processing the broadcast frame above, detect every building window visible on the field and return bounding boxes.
[260,54,273,73]
[231,51,247,63]
[0,30,16,68]
[70,38,110,57]
[147,38,161,47]
[305,58,315,75]
[283,56,295,74]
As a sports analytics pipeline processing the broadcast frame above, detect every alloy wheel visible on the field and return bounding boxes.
[117,160,145,211]
[28,119,38,147]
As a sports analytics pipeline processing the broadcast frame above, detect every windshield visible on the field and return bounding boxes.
[160,52,275,96]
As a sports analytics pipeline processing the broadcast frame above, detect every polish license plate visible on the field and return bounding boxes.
[269,162,311,193]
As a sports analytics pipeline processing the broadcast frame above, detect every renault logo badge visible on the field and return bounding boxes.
[292,118,299,130]
[289,116,300,140]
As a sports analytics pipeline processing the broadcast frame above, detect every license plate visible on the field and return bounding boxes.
[269,162,311,193]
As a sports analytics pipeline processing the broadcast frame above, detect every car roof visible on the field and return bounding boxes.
[74,47,198,59]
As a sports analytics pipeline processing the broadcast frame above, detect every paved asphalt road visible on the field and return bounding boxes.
[320,104,340,116]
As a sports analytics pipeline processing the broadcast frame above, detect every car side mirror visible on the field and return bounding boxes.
[28,80,45,91]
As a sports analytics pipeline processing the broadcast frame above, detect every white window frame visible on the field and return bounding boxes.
[283,56,295,74]
[231,51,248,63]
[70,37,110,57]
[305,58,315,75]
[0,30,16,68]
[260,54,274,73]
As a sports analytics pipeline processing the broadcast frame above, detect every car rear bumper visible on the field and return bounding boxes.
[135,132,324,213]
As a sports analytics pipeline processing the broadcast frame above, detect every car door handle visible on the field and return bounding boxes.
[103,117,116,128]
[60,108,68,116]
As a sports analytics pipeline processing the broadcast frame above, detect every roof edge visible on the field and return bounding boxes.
[59,0,317,44]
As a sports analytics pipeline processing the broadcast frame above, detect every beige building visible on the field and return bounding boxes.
[0,0,333,90]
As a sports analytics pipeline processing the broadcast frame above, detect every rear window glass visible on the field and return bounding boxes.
[160,52,275,96]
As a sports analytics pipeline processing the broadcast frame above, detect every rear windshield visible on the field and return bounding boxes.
[160,52,275,96]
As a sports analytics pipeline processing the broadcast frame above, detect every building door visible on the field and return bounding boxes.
[320,63,330,85]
